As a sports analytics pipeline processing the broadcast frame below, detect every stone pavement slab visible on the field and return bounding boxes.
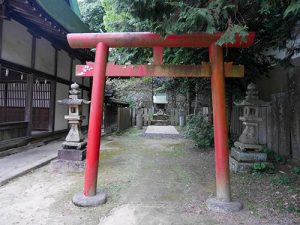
[0,141,61,186]
[145,126,179,135]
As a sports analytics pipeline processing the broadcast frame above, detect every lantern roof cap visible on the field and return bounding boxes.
[235,83,270,106]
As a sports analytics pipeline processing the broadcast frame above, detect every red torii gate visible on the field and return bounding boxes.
[67,32,255,211]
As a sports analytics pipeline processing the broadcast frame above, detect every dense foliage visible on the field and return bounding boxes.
[78,0,106,32]
[79,0,300,100]
[184,113,214,148]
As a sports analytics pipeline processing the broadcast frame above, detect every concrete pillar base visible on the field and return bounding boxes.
[72,191,107,207]
[206,197,243,213]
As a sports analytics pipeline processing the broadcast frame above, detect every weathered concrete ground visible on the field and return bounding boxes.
[0,128,299,225]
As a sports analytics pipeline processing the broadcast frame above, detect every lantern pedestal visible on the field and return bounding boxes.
[58,149,86,161]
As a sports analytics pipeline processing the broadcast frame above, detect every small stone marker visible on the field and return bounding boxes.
[50,83,90,172]
[230,83,271,172]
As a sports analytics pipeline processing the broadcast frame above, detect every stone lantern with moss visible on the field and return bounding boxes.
[230,83,271,172]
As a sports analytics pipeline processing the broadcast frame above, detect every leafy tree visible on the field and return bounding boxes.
[78,0,106,32]
[79,0,300,106]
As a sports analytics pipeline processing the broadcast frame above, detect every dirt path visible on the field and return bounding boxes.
[0,128,298,225]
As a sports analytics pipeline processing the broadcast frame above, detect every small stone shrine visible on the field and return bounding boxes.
[50,83,90,172]
[230,83,270,172]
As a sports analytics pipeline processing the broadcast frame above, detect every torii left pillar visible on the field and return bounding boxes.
[72,42,108,206]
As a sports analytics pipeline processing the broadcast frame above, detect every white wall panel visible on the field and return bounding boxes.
[72,59,83,84]
[35,38,55,74]
[2,19,32,67]
[54,83,69,131]
[57,50,71,80]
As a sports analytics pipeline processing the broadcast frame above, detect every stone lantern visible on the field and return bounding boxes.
[50,83,90,172]
[230,83,270,172]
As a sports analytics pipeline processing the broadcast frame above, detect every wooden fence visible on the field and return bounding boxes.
[130,106,209,127]
[104,106,131,133]
[230,92,300,161]
[117,107,131,132]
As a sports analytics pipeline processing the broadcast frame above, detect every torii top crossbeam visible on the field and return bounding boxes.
[67,32,255,48]
[68,31,255,210]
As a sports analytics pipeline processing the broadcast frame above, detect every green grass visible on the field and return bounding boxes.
[271,174,292,185]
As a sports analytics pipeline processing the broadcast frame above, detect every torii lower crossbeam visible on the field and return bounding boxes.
[67,32,255,211]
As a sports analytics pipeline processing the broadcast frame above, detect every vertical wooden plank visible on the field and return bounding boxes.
[25,34,36,136]
[170,108,174,125]
[129,107,132,126]
[175,108,179,126]
[271,95,279,154]
[132,108,136,126]
[49,81,56,132]
[278,93,291,157]
[117,107,121,132]
[49,48,58,132]
[258,107,267,145]
[143,108,147,126]
[148,108,152,125]
[266,105,272,149]
[25,74,33,136]
[290,66,300,160]
[271,93,291,157]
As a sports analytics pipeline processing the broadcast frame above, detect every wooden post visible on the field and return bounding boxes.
[83,42,108,197]
[25,74,33,136]
[143,108,148,126]
[209,44,231,202]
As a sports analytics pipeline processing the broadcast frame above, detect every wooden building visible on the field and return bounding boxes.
[0,0,93,151]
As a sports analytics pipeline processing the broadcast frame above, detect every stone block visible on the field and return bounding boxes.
[58,149,86,161]
[229,157,254,173]
[234,141,263,151]
[229,156,272,173]
[49,159,85,173]
[230,147,267,162]
[62,141,87,150]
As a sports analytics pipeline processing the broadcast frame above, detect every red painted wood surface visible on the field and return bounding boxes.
[209,43,231,202]
[75,62,244,78]
[68,32,255,49]
[83,42,108,197]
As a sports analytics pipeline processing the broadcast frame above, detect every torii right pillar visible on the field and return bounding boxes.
[207,43,243,212]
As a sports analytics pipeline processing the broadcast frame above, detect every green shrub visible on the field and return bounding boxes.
[292,166,300,174]
[252,162,275,174]
[252,162,267,172]
[183,113,214,149]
